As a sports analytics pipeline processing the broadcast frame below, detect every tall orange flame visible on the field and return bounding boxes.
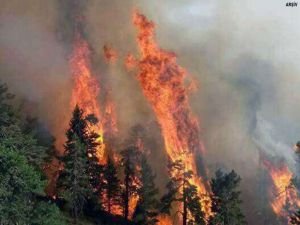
[103,94,118,137]
[131,10,211,219]
[263,159,300,219]
[69,33,106,164]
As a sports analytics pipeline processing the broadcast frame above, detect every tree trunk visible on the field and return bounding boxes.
[183,200,187,225]
[183,183,187,225]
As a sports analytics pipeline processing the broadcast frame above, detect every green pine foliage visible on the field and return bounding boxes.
[209,169,247,225]
[0,83,16,127]
[0,145,66,225]
[160,159,205,225]
[102,156,121,213]
[0,83,47,167]
[0,145,43,224]
[133,154,159,225]
[59,135,91,219]
[57,105,101,220]
[31,201,67,225]
[0,82,65,225]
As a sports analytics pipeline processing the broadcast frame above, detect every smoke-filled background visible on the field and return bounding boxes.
[0,0,299,224]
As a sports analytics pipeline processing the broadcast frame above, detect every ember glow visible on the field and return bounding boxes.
[69,33,106,164]
[125,53,137,70]
[157,215,173,225]
[131,10,211,217]
[263,159,300,219]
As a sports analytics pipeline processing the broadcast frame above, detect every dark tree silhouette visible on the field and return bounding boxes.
[133,154,159,225]
[57,105,100,222]
[160,159,205,225]
[120,146,141,220]
[209,169,247,225]
[102,155,122,213]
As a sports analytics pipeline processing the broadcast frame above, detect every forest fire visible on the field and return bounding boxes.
[69,33,106,164]
[131,10,211,218]
[263,159,300,219]
[2,1,300,225]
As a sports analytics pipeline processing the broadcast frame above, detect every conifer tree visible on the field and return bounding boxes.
[0,82,46,167]
[209,169,247,225]
[0,145,44,224]
[102,155,121,213]
[133,154,159,225]
[160,159,205,225]
[0,81,66,224]
[0,145,66,225]
[31,201,67,225]
[120,146,141,220]
[23,116,57,164]
[57,105,100,221]
[0,83,15,127]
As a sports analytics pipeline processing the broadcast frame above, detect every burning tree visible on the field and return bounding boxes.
[69,35,107,164]
[209,170,246,225]
[120,146,141,220]
[160,159,205,225]
[130,9,211,218]
[262,158,300,222]
[59,0,117,164]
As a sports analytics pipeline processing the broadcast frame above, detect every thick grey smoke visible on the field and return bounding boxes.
[0,1,71,147]
[135,0,300,170]
[0,0,299,224]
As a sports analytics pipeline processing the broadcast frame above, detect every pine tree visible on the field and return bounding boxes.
[0,82,46,167]
[23,116,57,164]
[0,145,66,225]
[31,201,67,225]
[0,82,15,127]
[133,154,159,225]
[120,146,141,220]
[0,145,44,224]
[160,159,205,225]
[209,169,247,225]
[102,155,121,213]
[0,82,66,224]
[57,105,100,221]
